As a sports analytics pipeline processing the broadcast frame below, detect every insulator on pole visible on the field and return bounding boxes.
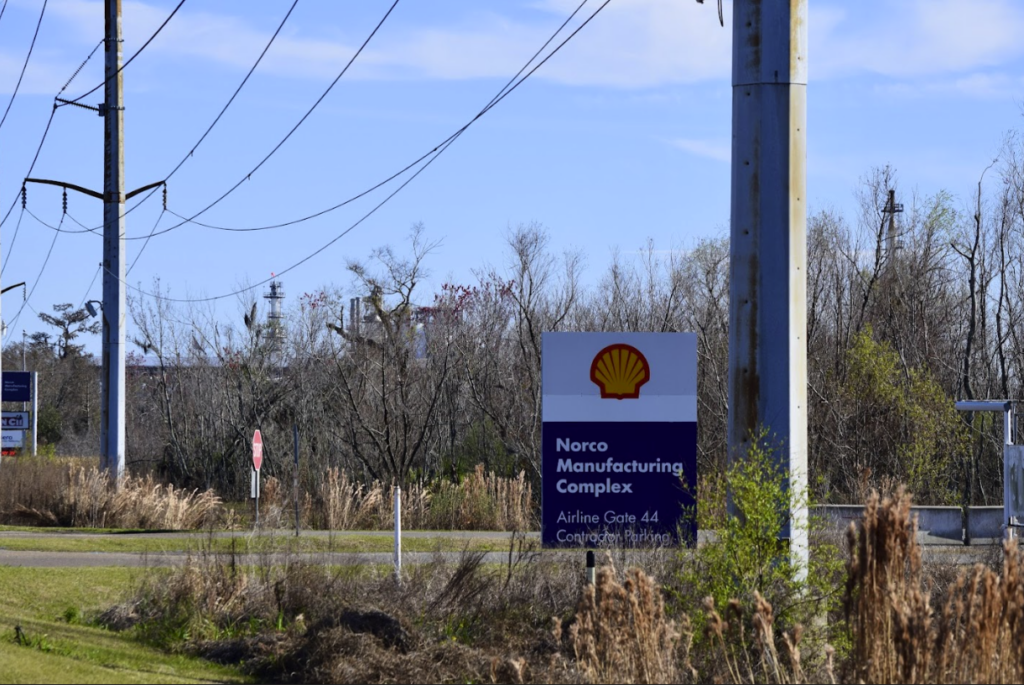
[162,184,167,210]
[62,188,68,215]
[20,185,26,209]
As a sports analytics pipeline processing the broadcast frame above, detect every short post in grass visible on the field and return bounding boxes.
[293,424,300,538]
[394,486,402,581]
[586,550,596,585]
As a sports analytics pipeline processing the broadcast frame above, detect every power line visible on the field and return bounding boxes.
[26,207,99,234]
[1,201,27,277]
[120,0,612,304]
[1,104,57,275]
[5,209,63,339]
[0,1,9,30]
[130,0,594,240]
[62,0,187,106]
[155,0,402,229]
[127,209,166,276]
[0,0,47,133]
[58,39,105,97]
[162,0,300,185]
[79,264,101,308]
[128,0,301,270]
[0,37,105,272]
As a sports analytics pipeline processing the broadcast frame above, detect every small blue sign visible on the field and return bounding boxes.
[2,372,31,402]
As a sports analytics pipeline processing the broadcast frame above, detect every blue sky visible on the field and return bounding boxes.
[0,0,1022,355]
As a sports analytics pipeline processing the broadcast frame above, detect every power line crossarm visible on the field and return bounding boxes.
[24,178,164,202]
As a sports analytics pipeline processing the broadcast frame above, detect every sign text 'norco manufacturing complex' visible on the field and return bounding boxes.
[541,333,697,547]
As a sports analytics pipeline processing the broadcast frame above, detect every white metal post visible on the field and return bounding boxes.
[728,0,809,576]
[394,486,402,580]
[100,0,126,482]
[956,400,1015,539]
[31,371,37,456]
[1005,405,1014,447]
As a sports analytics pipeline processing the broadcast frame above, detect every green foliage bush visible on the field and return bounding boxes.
[843,326,967,503]
[673,429,844,654]
[36,403,62,445]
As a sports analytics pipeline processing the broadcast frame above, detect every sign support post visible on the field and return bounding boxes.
[31,372,37,456]
[293,424,300,537]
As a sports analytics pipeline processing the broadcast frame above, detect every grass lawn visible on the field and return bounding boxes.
[0,566,250,684]
[0,531,514,555]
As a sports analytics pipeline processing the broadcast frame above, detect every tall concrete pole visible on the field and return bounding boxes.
[101,0,126,481]
[728,1,808,573]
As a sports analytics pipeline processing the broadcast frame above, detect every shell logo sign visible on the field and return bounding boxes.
[590,344,650,399]
[541,332,697,548]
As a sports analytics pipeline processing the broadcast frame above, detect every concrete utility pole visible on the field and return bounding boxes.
[22,0,161,481]
[101,0,127,481]
[883,189,903,265]
[728,1,809,573]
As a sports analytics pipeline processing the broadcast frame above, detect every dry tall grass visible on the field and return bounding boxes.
[1,457,533,531]
[269,465,535,531]
[557,556,687,684]
[845,488,1024,684]
[701,594,812,685]
[0,458,222,529]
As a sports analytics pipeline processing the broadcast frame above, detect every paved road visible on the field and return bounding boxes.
[0,529,550,568]
[0,529,537,540]
[0,526,1006,568]
[0,549,533,568]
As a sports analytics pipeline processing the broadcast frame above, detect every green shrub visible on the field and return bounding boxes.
[673,429,844,654]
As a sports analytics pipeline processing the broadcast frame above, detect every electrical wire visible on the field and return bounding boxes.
[153,0,401,229]
[66,211,103,234]
[59,1,300,237]
[1,37,104,271]
[1,104,57,275]
[62,0,187,106]
[127,209,166,276]
[0,1,9,29]
[0,0,47,133]
[121,0,612,304]
[27,207,99,234]
[79,264,101,308]
[131,0,592,239]
[58,39,105,97]
[1,204,27,278]
[127,0,301,269]
[162,0,300,185]
[4,209,63,339]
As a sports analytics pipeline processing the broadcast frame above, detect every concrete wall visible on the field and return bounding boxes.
[812,505,1007,545]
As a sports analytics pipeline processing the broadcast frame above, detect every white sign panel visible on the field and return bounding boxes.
[2,430,25,448]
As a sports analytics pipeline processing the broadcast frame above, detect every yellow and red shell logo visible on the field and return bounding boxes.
[590,344,650,399]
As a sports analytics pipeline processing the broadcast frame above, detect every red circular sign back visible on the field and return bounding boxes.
[252,430,263,471]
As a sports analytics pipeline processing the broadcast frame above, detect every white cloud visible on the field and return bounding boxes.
[375,0,732,87]
[668,137,729,162]
[813,0,1024,80]
[871,71,1024,101]
[9,0,1024,96]
[41,0,733,88]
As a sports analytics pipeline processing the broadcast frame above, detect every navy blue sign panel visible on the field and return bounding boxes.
[541,332,698,548]
[542,421,696,547]
[2,372,31,402]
